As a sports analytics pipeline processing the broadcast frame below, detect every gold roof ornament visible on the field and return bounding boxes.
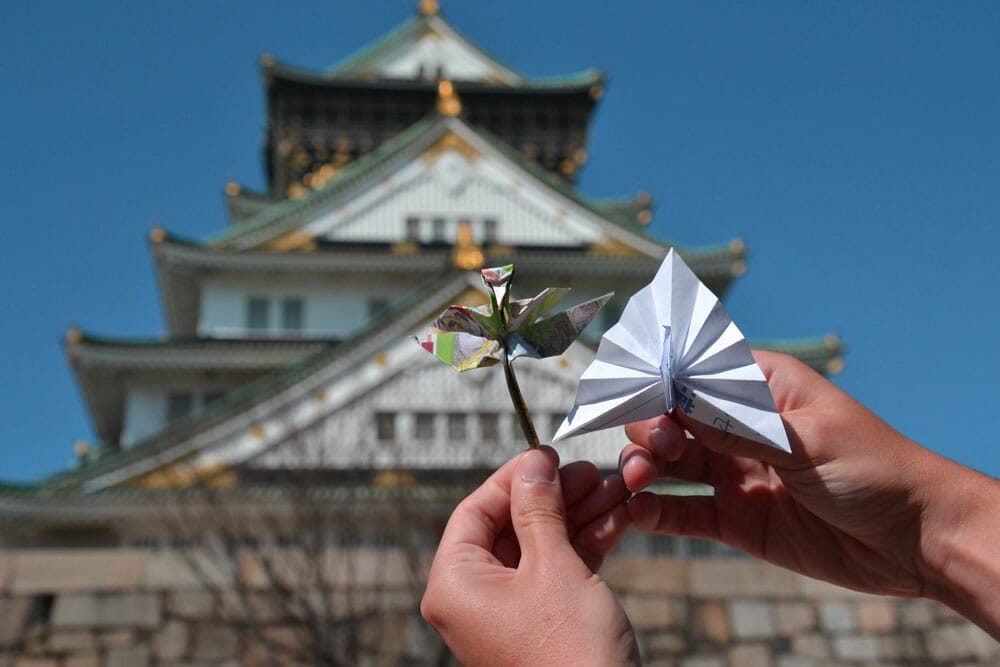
[149,226,166,243]
[437,78,462,116]
[419,0,440,15]
[224,181,241,197]
[453,219,484,269]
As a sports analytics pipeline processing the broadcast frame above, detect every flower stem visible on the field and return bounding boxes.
[503,355,540,450]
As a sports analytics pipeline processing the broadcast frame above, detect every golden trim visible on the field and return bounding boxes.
[260,53,274,68]
[260,230,317,252]
[826,357,846,375]
[637,209,652,226]
[149,226,166,243]
[731,260,747,276]
[392,241,420,254]
[453,219,484,269]
[373,352,388,367]
[588,238,643,258]
[65,326,83,344]
[224,181,241,197]
[418,0,439,15]
[436,78,462,116]
[421,130,479,164]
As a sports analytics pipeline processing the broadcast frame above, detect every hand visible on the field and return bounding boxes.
[621,351,996,602]
[421,447,640,665]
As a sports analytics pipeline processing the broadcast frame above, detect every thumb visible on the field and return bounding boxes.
[510,447,572,563]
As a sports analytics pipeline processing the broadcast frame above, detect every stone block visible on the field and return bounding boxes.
[145,550,233,590]
[795,575,883,601]
[105,645,149,667]
[63,654,100,667]
[46,631,95,653]
[0,597,32,647]
[879,633,925,661]
[678,656,724,667]
[602,556,686,595]
[897,598,935,629]
[154,620,189,662]
[817,602,855,633]
[646,632,686,655]
[790,633,831,659]
[12,659,58,667]
[0,557,12,594]
[775,657,824,667]
[97,630,135,648]
[856,599,896,632]
[692,602,730,644]
[166,591,215,619]
[243,625,305,666]
[240,547,418,590]
[926,623,1000,662]
[774,602,815,635]
[728,600,776,640]
[11,551,146,594]
[727,644,771,667]
[688,560,795,598]
[192,624,239,662]
[51,593,161,630]
[621,595,683,631]
[831,634,880,662]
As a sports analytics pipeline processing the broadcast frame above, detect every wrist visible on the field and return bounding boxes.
[916,453,1000,639]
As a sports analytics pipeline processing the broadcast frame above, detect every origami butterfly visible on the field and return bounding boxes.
[552,249,790,452]
[417,264,612,449]
[417,264,613,372]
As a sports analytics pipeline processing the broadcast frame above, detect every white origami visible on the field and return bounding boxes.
[553,249,791,452]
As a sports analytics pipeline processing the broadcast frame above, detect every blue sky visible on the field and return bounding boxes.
[2,1,998,481]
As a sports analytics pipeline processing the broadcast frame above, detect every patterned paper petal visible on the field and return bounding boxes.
[514,293,613,359]
[417,332,503,371]
[508,288,571,331]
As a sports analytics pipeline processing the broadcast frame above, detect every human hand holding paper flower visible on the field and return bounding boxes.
[417,264,612,449]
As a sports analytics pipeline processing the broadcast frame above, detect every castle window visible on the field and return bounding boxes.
[246,297,269,331]
[484,218,498,244]
[167,393,193,423]
[415,413,435,440]
[376,412,395,441]
[406,216,420,241]
[479,412,499,441]
[368,298,390,319]
[447,413,466,440]
[282,298,304,332]
[432,217,446,242]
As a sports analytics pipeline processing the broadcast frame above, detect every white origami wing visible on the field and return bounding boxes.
[553,249,790,452]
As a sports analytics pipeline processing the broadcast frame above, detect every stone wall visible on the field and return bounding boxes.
[0,549,996,666]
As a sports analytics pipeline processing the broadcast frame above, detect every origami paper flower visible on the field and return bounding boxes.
[418,264,612,448]
[552,249,790,452]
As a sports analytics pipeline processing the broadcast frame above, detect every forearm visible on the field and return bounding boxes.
[918,454,1000,640]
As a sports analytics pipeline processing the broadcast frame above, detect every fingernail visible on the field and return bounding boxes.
[521,450,556,484]
[650,427,674,459]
